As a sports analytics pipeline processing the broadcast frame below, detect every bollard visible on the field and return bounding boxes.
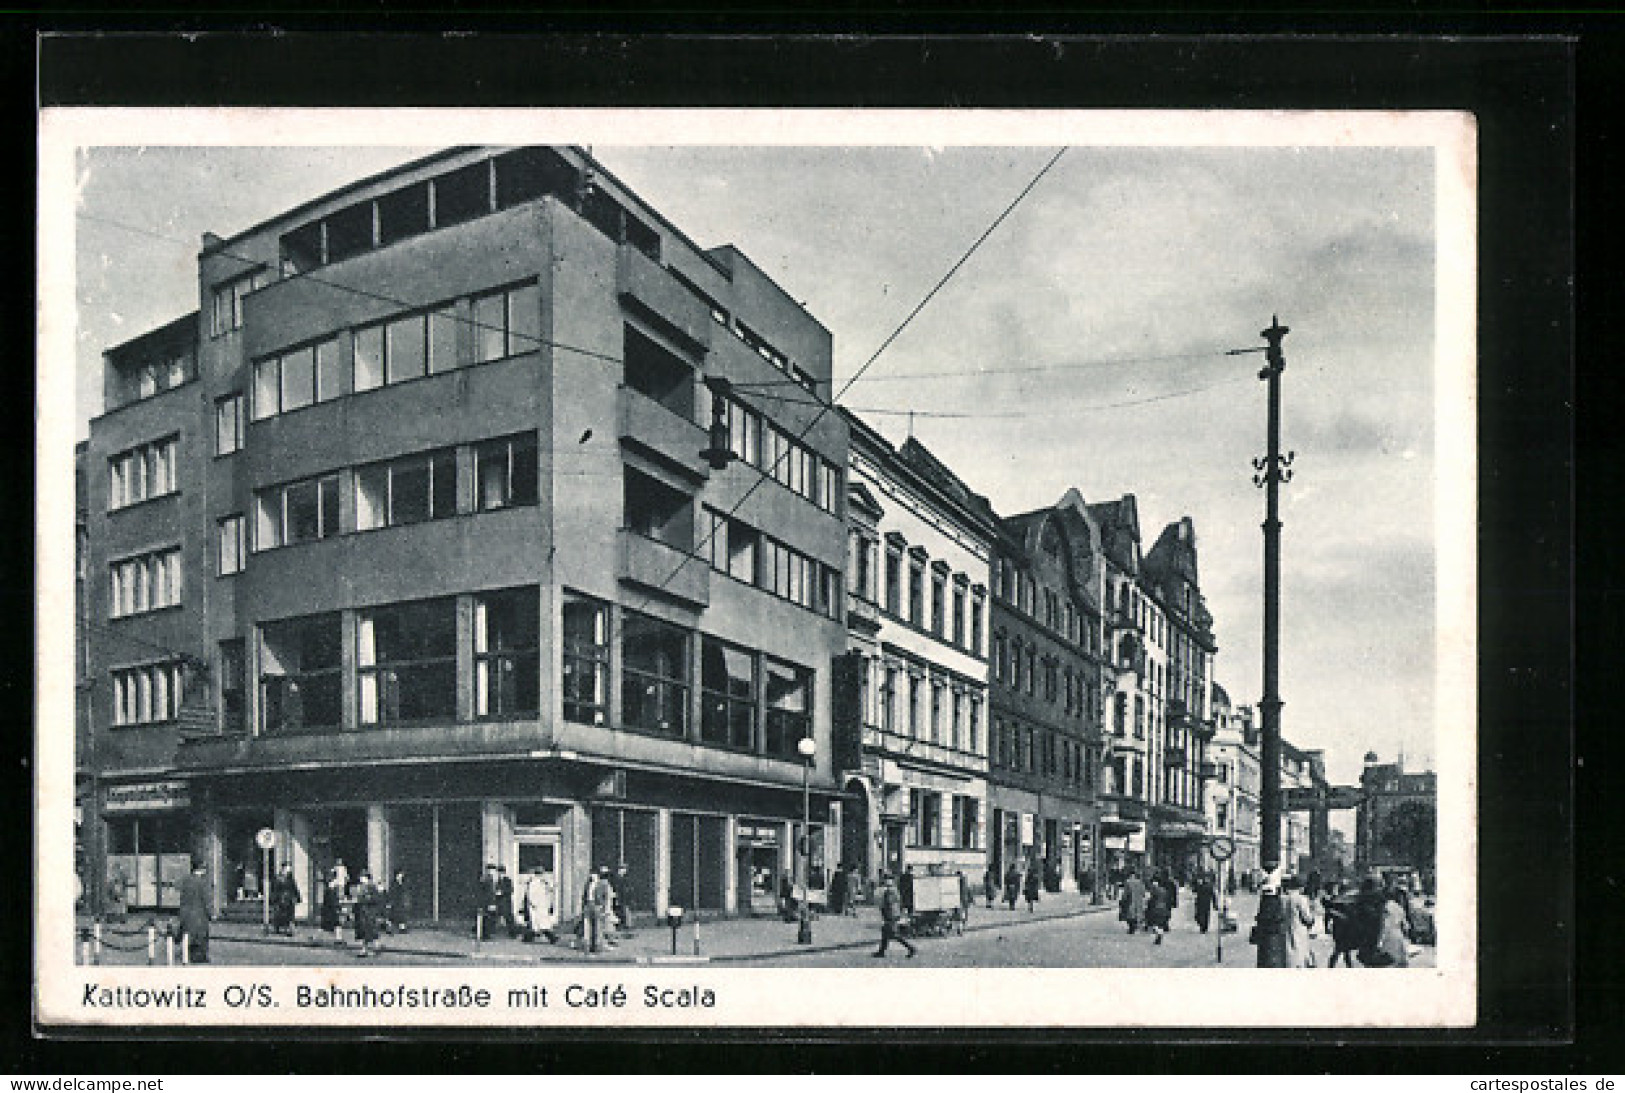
[165,934,175,966]
[146,925,157,965]
[180,934,190,965]
[693,919,702,957]
[80,938,91,965]
[92,921,104,962]
[475,913,483,950]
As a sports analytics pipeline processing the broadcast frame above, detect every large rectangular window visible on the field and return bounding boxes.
[354,449,457,531]
[252,338,342,420]
[111,661,186,727]
[884,546,902,615]
[701,638,755,751]
[109,547,182,618]
[764,657,811,759]
[475,587,540,718]
[259,614,341,734]
[472,282,541,363]
[623,612,688,736]
[108,436,179,510]
[562,592,609,725]
[358,598,458,726]
[255,473,340,549]
[475,433,539,511]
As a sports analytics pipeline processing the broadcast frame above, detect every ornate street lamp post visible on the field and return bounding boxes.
[797,735,817,944]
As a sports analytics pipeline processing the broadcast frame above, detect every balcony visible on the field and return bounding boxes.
[618,385,709,481]
[1163,746,1187,767]
[1167,698,1195,729]
[617,528,710,608]
[845,594,881,634]
[618,244,713,352]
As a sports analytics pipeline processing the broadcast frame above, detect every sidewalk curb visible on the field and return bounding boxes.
[161,900,1118,965]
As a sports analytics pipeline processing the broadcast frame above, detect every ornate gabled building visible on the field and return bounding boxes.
[1140,516,1220,878]
[987,489,1107,894]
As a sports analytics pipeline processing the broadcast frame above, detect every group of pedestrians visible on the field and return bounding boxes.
[980,860,1046,913]
[477,862,569,945]
[1117,868,1188,944]
[1319,876,1419,969]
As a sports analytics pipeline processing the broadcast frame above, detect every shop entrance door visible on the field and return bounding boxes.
[735,822,781,915]
[883,822,905,879]
[512,830,560,879]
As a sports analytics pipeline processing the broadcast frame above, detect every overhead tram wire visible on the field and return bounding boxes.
[627,145,1071,613]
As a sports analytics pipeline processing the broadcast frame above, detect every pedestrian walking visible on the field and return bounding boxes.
[846,864,862,913]
[1324,887,1360,968]
[1281,875,1321,968]
[1119,870,1146,934]
[321,860,349,945]
[957,870,972,928]
[1023,862,1042,912]
[611,863,634,938]
[178,859,211,964]
[520,867,559,943]
[270,862,300,935]
[1004,863,1021,911]
[582,865,614,954]
[1144,875,1171,944]
[828,862,849,916]
[871,872,916,958]
[352,871,381,958]
[1358,884,1413,967]
[496,865,519,938]
[983,866,998,909]
[386,869,411,933]
[1193,873,1217,934]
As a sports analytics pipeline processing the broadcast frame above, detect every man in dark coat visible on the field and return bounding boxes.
[871,872,916,958]
[1023,862,1042,912]
[177,861,211,964]
[1193,874,1218,934]
[476,864,500,940]
[1120,870,1147,933]
[1003,863,1021,911]
[496,865,518,938]
[899,865,916,916]
[270,863,300,935]
[352,871,382,958]
[828,862,849,915]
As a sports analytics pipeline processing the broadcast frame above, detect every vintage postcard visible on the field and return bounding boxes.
[36,108,1476,1029]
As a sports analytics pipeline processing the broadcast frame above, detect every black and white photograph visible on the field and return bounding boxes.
[37,108,1476,1029]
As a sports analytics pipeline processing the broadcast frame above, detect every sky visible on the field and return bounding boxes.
[71,135,1443,795]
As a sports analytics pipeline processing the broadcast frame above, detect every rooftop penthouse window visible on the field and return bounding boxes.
[108,347,195,409]
[277,147,664,277]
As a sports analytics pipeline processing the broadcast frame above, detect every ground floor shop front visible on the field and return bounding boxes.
[164,758,835,926]
[987,787,1099,894]
[1149,809,1209,882]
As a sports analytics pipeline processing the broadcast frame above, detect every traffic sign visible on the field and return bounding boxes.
[254,827,277,851]
[1281,786,1366,811]
[1207,835,1236,861]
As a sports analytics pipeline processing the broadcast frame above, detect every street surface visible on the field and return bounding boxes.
[77,890,1433,969]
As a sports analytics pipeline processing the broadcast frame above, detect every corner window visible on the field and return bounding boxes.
[475,587,540,718]
[210,270,267,337]
[562,592,610,725]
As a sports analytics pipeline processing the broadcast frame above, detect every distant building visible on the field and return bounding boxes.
[1205,684,1260,885]
[1356,752,1437,887]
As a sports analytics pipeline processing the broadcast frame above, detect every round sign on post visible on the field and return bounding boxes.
[255,828,276,930]
[255,827,277,851]
[1207,835,1236,861]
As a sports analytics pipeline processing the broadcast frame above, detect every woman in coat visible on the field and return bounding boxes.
[1281,875,1321,968]
[520,869,559,943]
[352,871,381,958]
[1119,870,1146,933]
[1144,876,1171,943]
[269,863,300,936]
[1192,874,1218,934]
[177,861,211,964]
[1022,862,1042,912]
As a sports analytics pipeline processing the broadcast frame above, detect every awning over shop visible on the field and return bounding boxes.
[1155,820,1207,839]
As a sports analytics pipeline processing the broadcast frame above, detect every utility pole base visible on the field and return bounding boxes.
[1253,891,1288,968]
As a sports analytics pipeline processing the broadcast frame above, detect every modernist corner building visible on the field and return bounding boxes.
[80,146,852,924]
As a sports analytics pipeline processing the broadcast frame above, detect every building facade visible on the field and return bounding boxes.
[1205,684,1261,887]
[987,490,1107,893]
[838,421,993,890]
[1355,752,1437,890]
[83,145,851,923]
